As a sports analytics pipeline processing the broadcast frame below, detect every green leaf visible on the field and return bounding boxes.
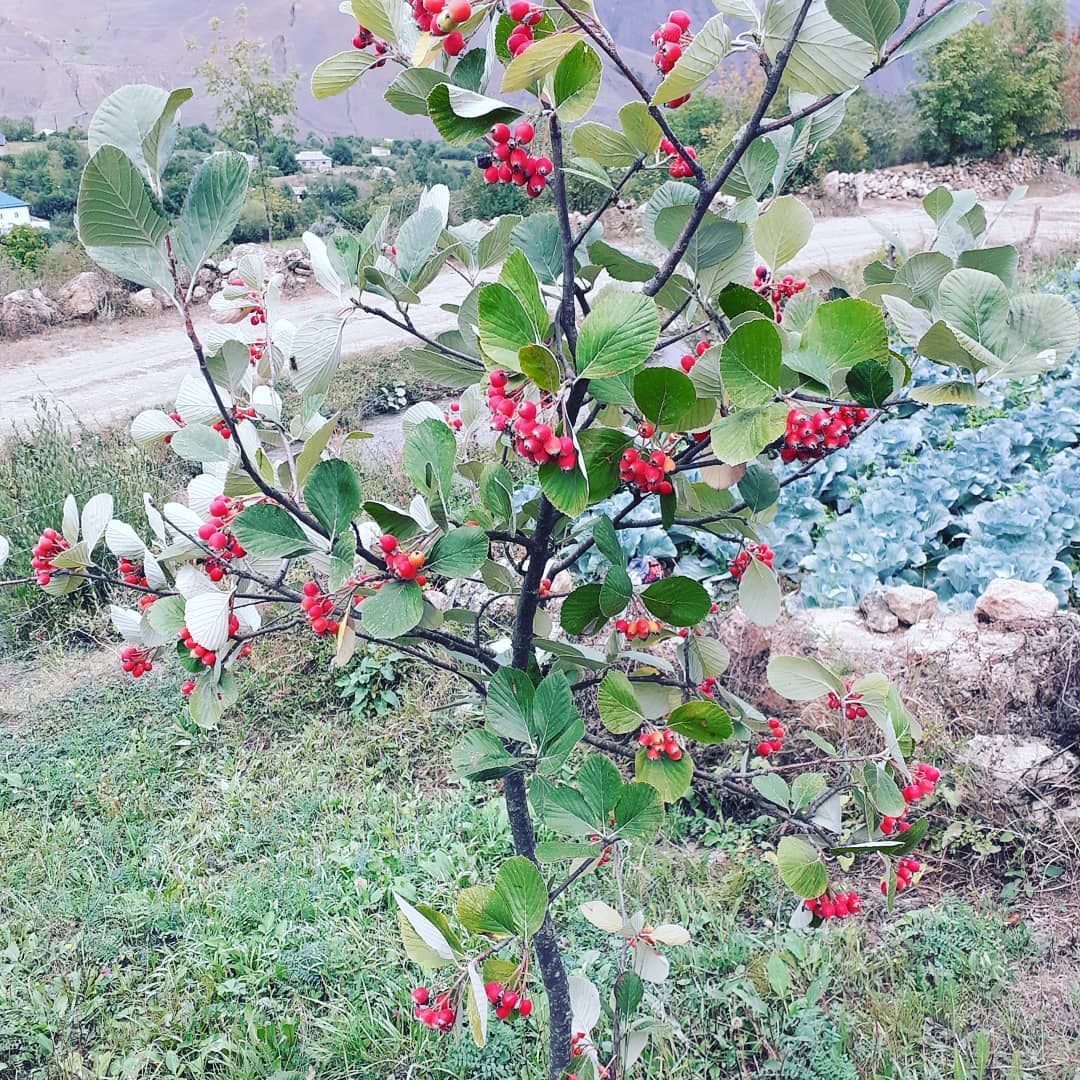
[599,564,633,618]
[174,152,250,278]
[396,205,445,288]
[752,772,791,808]
[535,840,600,862]
[570,122,641,168]
[427,84,522,146]
[591,516,625,568]
[502,31,582,92]
[957,244,1018,288]
[486,667,535,743]
[394,893,456,965]
[231,503,314,559]
[654,205,744,275]
[494,856,548,937]
[83,243,175,295]
[776,835,828,899]
[426,526,487,579]
[578,754,624,820]
[167,423,231,464]
[738,558,782,627]
[311,49,377,99]
[457,885,503,936]
[403,418,457,513]
[721,137,779,199]
[846,359,893,407]
[824,0,900,48]
[766,655,844,700]
[635,747,693,803]
[587,240,653,283]
[453,730,520,781]
[795,298,889,386]
[721,319,783,407]
[292,314,344,398]
[612,782,665,840]
[561,583,605,636]
[938,269,1010,355]
[360,579,424,639]
[519,345,561,393]
[511,214,565,284]
[500,248,548,333]
[576,292,660,378]
[762,0,876,95]
[538,461,590,517]
[633,367,697,428]
[351,0,398,44]
[77,146,169,249]
[87,84,192,189]
[862,762,906,817]
[717,283,776,322]
[385,67,451,114]
[478,283,539,369]
[479,465,515,527]
[534,673,584,774]
[738,463,779,512]
[618,102,662,156]
[666,700,733,744]
[754,194,812,270]
[305,459,361,538]
[541,784,600,836]
[651,14,731,104]
[710,403,788,465]
[362,501,422,541]
[597,672,646,735]
[889,0,980,60]
[641,577,711,627]
[791,772,826,809]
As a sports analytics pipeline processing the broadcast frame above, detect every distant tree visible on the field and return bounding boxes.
[327,137,354,166]
[268,137,299,176]
[176,124,217,153]
[914,0,1067,161]
[190,6,299,241]
[0,115,35,141]
[0,225,48,271]
[1063,28,1080,134]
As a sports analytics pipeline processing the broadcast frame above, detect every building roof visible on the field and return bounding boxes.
[297,150,330,159]
[0,192,29,210]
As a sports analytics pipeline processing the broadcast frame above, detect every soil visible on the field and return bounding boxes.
[2,191,1079,438]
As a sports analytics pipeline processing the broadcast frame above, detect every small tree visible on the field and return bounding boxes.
[190,5,299,242]
[8,2,1078,1078]
[0,224,48,271]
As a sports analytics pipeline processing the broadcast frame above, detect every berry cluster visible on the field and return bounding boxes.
[804,890,862,919]
[882,856,921,894]
[781,405,870,463]
[827,678,868,721]
[445,401,462,431]
[755,717,786,757]
[120,645,155,679]
[659,136,697,178]
[226,277,267,326]
[697,676,718,698]
[410,987,456,1033]
[197,496,247,567]
[729,541,774,582]
[301,582,341,637]
[408,0,473,55]
[506,1,544,56]
[178,616,238,669]
[118,557,156,608]
[753,265,808,323]
[651,9,692,73]
[477,122,551,199]
[619,447,676,496]
[484,981,533,1021]
[637,728,684,762]
[164,410,184,445]
[30,527,69,586]
[380,535,429,584]
[679,339,710,373]
[181,679,195,696]
[351,23,389,62]
[486,371,578,470]
[569,1033,611,1080]
[615,617,662,641]
[249,341,265,365]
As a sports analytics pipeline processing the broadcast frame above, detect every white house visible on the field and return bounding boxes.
[0,193,50,234]
[369,145,391,159]
[296,150,332,173]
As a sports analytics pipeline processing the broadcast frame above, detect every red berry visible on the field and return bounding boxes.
[513,121,535,144]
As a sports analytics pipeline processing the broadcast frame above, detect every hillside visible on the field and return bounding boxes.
[0,0,997,139]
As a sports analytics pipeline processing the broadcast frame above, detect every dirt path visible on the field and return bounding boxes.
[1,192,1076,436]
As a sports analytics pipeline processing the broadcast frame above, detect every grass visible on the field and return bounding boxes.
[0,641,1075,1080]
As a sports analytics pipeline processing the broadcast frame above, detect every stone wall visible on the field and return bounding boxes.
[820,154,1059,204]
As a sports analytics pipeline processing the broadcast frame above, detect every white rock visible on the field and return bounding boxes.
[884,584,937,625]
[129,288,158,313]
[57,271,109,318]
[859,589,899,633]
[974,579,1059,627]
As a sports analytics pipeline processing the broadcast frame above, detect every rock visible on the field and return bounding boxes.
[57,271,109,319]
[884,584,937,625]
[424,589,450,612]
[192,285,207,301]
[958,734,1078,796]
[974,579,1058,627]
[129,288,159,313]
[859,589,899,633]
[0,288,59,336]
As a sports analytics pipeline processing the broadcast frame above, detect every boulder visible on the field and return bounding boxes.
[859,589,899,633]
[957,734,1078,796]
[129,288,159,313]
[0,288,59,336]
[884,584,937,626]
[974,579,1058,627]
[57,271,109,319]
